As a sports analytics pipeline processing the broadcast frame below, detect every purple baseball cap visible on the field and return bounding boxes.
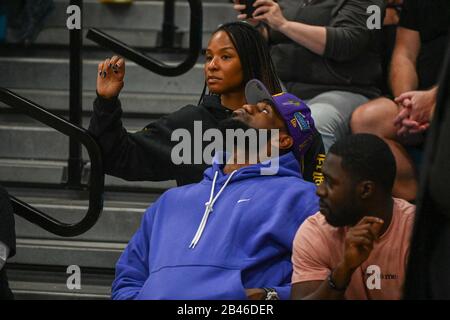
[245,79,316,160]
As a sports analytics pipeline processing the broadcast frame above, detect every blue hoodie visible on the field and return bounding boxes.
[112,152,319,300]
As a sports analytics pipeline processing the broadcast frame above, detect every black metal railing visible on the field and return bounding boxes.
[86,0,203,77]
[0,0,203,235]
[162,0,177,48]
[0,88,104,237]
[68,0,84,187]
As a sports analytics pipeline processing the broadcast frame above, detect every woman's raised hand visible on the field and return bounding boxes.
[97,56,125,99]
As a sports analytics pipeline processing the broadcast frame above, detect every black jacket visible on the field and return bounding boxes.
[0,186,15,300]
[404,43,450,299]
[269,0,385,100]
[88,94,325,186]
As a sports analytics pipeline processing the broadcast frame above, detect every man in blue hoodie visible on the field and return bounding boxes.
[112,79,320,300]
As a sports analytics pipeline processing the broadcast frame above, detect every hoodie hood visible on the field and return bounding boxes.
[203,151,302,184]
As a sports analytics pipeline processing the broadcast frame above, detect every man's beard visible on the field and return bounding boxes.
[325,212,360,228]
[324,205,362,228]
[217,117,252,134]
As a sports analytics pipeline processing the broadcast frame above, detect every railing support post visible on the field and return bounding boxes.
[68,0,83,187]
[161,0,176,48]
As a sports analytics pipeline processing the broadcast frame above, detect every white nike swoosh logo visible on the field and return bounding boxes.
[237,199,251,203]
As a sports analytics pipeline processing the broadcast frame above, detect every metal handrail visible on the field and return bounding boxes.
[86,0,203,77]
[68,0,84,187]
[0,88,104,237]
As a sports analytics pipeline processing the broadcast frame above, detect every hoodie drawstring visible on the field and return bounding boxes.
[189,170,237,249]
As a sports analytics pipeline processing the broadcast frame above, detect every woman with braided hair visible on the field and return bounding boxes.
[89,21,324,186]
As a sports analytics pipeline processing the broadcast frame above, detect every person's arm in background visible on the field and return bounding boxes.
[234,0,385,61]
[384,0,403,26]
[234,0,325,54]
[389,27,421,97]
[394,86,438,136]
[252,0,327,55]
[396,86,438,121]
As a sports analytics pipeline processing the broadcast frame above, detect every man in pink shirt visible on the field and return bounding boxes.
[291,134,416,300]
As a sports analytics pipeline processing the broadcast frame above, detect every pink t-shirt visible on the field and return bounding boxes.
[292,198,416,300]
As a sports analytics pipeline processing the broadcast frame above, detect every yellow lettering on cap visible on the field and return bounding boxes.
[313,172,324,186]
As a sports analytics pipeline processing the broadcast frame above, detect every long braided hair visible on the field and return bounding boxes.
[199,21,282,104]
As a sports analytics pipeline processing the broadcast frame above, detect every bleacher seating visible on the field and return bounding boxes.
[0,0,236,299]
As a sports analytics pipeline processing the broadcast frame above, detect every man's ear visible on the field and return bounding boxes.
[279,132,293,151]
[358,180,375,199]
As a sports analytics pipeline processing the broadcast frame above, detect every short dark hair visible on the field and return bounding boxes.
[329,134,396,192]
